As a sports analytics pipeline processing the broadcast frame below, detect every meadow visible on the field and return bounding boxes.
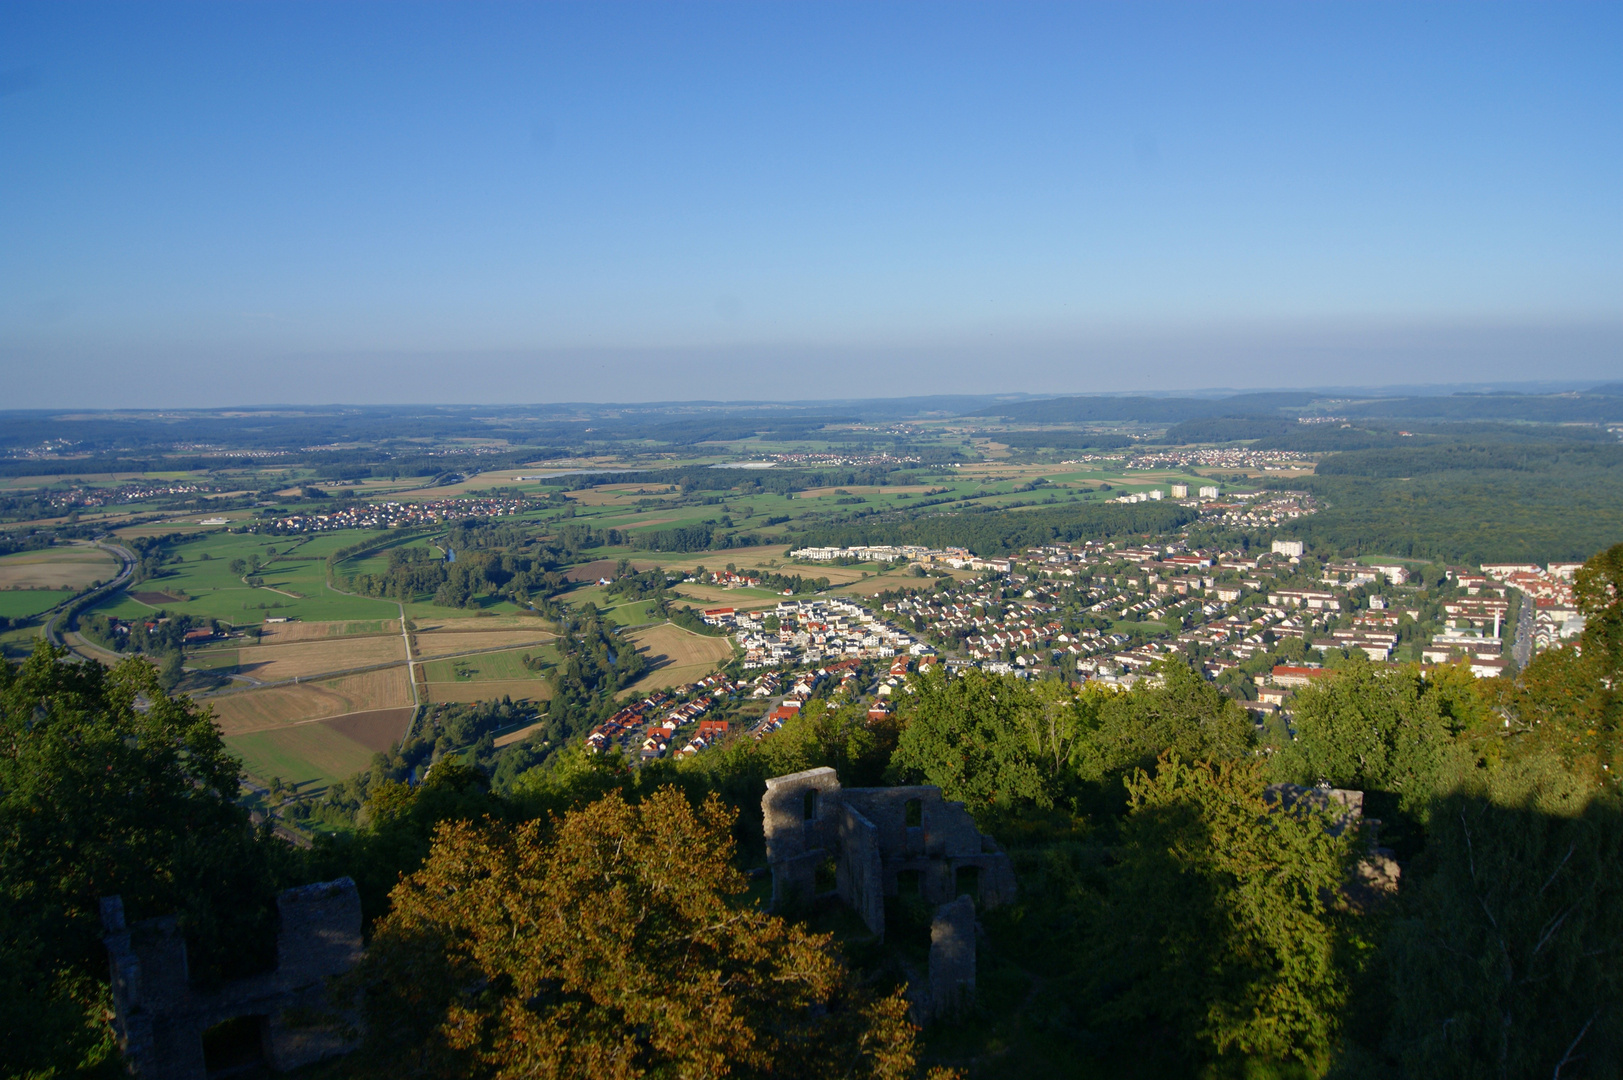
[0,589,75,620]
[84,529,405,626]
[224,722,378,793]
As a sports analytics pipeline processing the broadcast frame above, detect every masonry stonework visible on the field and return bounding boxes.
[101,877,362,1079]
[762,767,1013,1020]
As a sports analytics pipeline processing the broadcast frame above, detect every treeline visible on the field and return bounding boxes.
[0,532,56,557]
[336,521,618,608]
[626,523,775,553]
[1314,440,1623,477]
[798,501,1197,557]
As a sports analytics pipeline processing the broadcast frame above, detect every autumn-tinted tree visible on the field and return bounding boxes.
[339,787,934,1080]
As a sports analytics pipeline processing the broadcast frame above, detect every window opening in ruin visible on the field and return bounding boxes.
[897,868,922,896]
[905,798,923,827]
[202,1014,269,1080]
[803,788,819,821]
[955,865,980,899]
[815,855,839,894]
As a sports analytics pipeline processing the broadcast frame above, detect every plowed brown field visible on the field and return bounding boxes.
[320,708,414,753]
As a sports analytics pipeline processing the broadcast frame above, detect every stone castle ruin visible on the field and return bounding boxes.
[761,767,1015,1018]
[101,877,362,1078]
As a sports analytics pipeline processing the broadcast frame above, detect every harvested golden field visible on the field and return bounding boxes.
[425,679,554,705]
[493,720,547,748]
[670,584,779,607]
[828,569,940,597]
[259,619,398,644]
[0,545,120,590]
[234,635,404,680]
[618,623,735,697]
[207,669,413,734]
[411,614,555,632]
[413,630,556,658]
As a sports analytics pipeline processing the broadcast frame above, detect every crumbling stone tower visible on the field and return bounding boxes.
[101,877,362,1078]
[761,767,1014,1019]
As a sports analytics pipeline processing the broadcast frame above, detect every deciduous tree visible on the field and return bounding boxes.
[339,787,932,1080]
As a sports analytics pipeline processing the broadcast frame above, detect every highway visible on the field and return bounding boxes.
[44,539,137,655]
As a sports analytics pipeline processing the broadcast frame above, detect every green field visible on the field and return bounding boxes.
[225,723,375,791]
[0,589,74,620]
[423,644,556,683]
[85,529,405,625]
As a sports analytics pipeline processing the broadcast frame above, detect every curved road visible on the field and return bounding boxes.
[44,539,137,655]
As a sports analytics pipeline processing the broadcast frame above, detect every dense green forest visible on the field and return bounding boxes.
[5,546,1618,1079]
[1272,452,1623,564]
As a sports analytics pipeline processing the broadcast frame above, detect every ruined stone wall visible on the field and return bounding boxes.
[927,896,977,1021]
[761,769,1016,1024]
[761,766,844,907]
[836,804,885,936]
[102,877,362,1079]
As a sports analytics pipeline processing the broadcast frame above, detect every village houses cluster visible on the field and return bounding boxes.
[584,532,1594,767]
[259,495,532,533]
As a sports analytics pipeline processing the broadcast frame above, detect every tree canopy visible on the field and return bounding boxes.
[339,787,940,1080]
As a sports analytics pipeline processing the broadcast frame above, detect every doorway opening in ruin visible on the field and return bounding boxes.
[896,868,922,896]
[815,855,838,895]
[202,1014,269,1080]
[955,865,980,900]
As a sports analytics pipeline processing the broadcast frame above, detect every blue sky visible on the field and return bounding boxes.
[1,1,1618,406]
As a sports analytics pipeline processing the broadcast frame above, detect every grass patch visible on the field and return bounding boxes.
[0,589,75,620]
[422,645,555,683]
[225,723,375,792]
